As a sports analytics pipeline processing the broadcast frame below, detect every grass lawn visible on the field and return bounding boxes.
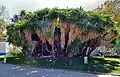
[0,56,120,75]
[0,54,16,61]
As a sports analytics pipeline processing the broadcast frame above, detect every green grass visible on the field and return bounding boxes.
[0,56,120,75]
[0,54,16,61]
[0,54,14,58]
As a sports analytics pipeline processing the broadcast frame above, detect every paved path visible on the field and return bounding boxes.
[0,63,119,77]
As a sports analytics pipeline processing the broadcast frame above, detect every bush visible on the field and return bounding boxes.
[8,45,23,57]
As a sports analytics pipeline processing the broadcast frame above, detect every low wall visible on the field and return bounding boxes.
[0,42,8,55]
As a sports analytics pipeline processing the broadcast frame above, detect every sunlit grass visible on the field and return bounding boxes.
[0,54,15,60]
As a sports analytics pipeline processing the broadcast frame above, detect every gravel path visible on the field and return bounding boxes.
[0,63,119,77]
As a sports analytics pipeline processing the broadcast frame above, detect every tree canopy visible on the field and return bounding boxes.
[6,7,117,58]
[94,0,120,48]
[8,8,114,32]
[0,5,9,40]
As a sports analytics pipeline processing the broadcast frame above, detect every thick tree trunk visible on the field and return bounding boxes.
[22,20,102,59]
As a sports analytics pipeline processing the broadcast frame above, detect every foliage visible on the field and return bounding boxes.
[95,0,120,47]
[7,8,114,45]
[6,24,24,46]
[9,46,23,56]
[0,5,9,20]
[6,7,115,59]
[114,39,120,48]
[66,39,83,53]
[42,27,54,38]
[0,5,9,40]
[95,0,120,22]
[9,8,113,32]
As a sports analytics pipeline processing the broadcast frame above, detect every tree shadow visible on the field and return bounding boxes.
[6,57,120,75]
[36,57,120,75]
[87,57,120,74]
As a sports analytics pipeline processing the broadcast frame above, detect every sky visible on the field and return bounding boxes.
[0,0,106,17]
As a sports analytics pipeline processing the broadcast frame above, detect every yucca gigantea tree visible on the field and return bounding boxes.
[7,8,117,59]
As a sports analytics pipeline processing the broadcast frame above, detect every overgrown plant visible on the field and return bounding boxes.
[6,8,117,59]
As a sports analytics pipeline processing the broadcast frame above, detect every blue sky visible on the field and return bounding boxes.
[0,0,106,17]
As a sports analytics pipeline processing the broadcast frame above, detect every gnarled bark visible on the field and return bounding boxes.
[21,19,116,59]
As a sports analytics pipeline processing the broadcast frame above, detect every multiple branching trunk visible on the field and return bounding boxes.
[22,20,116,59]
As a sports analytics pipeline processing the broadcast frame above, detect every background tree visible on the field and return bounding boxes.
[94,0,120,22]
[94,0,120,56]
[0,5,9,40]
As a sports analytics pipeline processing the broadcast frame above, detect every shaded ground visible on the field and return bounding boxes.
[0,56,120,76]
[0,63,118,77]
